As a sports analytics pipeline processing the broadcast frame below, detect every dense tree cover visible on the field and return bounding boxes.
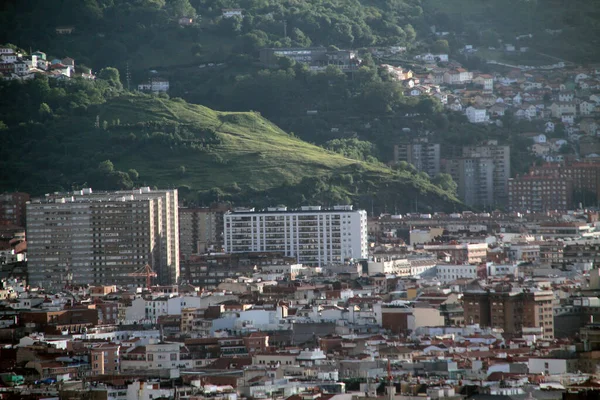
[175,62,439,145]
[324,138,380,163]
[0,0,427,72]
[426,0,600,63]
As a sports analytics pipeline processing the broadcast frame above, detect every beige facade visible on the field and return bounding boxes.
[179,208,220,258]
[91,344,120,375]
[27,188,179,288]
[423,243,487,264]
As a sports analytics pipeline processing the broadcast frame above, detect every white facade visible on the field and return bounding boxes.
[367,257,410,276]
[150,78,169,93]
[466,106,488,123]
[222,9,243,18]
[224,206,368,266]
[437,264,477,283]
[528,358,571,375]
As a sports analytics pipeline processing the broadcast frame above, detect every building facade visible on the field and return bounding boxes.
[224,206,368,266]
[0,192,30,227]
[444,157,495,208]
[179,207,224,259]
[463,141,511,206]
[529,162,600,202]
[463,287,555,339]
[422,242,488,264]
[26,188,179,289]
[508,175,572,212]
[394,142,441,177]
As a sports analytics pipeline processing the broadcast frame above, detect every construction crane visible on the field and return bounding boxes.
[127,264,157,289]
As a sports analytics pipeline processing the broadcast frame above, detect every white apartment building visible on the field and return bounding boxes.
[437,264,477,283]
[224,206,368,266]
[26,188,179,289]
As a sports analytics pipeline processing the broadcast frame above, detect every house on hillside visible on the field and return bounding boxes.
[550,102,577,118]
[222,9,243,18]
[433,92,448,104]
[473,95,497,108]
[580,101,596,116]
[561,113,575,125]
[381,64,413,81]
[0,63,15,75]
[49,63,72,78]
[580,119,599,135]
[13,60,30,75]
[62,57,75,68]
[0,52,17,64]
[473,74,494,91]
[558,91,575,102]
[590,94,600,104]
[447,97,463,112]
[515,104,537,120]
[32,51,46,61]
[138,77,170,93]
[530,143,551,157]
[489,103,508,117]
[55,26,75,35]
[443,68,472,85]
[415,53,449,63]
[466,106,488,123]
[521,133,546,144]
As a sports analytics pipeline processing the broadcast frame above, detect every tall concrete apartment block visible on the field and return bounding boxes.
[27,188,179,290]
[224,206,368,267]
[444,157,495,208]
[463,140,511,205]
[179,207,224,259]
[394,141,441,177]
[463,286,555,339]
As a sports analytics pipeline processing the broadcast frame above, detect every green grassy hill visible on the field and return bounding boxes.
[96,95,372,190]
[0,89,460,212]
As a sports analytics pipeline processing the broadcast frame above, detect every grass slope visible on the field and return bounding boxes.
[98,95,367,189]
[90,94,459,209]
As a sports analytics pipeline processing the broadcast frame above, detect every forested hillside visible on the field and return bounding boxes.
[0,0,424,72]
[424,0,600,63]
[1,0,589,211]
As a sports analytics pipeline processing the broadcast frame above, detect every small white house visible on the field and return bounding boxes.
[466,106,488,123]
[561,113,575,125]
[222,8,243,18]
[151,78,169,92]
